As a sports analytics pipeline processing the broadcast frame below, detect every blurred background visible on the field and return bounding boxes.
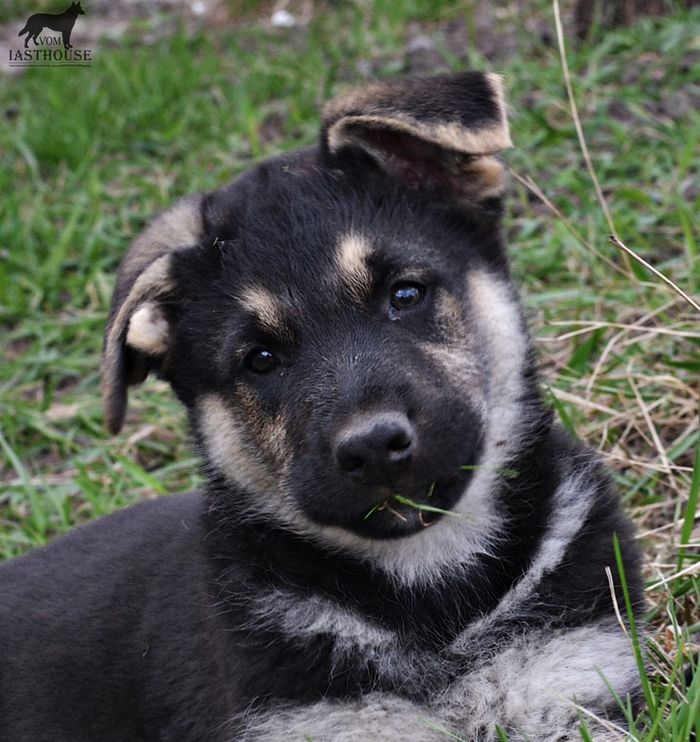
[0,1,699,735]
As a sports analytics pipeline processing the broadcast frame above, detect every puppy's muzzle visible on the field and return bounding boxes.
[334,412,415,484]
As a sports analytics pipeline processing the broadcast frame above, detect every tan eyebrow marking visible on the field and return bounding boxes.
[238,285,294,342]
[336,232,372,303]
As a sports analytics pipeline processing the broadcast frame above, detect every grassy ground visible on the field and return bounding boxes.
[1,1,699,738]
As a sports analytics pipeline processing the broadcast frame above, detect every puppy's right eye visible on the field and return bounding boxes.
[245,348,279,374]
[390,282,425,310]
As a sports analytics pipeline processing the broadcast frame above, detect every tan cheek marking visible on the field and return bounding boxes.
[336,232,372,303]
[467,272,527,386]
[465,269,528,465]
[198,393,278,493]
[239,285,293,342]
[418,342,487,419]
[235,386,291,465]
[435,293,468,339]
[417,292,488,415]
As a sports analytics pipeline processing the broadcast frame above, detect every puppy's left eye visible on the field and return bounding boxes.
[390,282,425,310]
[245,348,279,374]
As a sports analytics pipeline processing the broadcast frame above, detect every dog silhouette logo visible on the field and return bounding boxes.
[18,2,85,51]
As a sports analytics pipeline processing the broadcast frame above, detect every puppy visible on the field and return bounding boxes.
[0,73,643,742]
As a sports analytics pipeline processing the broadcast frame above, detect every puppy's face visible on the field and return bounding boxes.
[103,72,523,544]
[171,173,507,538]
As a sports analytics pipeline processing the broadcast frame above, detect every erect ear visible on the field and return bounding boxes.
[102,195,204,435]
[321,72,512,203]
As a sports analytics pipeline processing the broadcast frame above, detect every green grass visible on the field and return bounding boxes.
[1,1,699,738]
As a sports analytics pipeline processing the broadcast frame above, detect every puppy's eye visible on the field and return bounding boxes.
[245,348,279,374]
[390,282,425,310]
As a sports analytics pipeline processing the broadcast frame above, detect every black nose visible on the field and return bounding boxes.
[335,412,415,481]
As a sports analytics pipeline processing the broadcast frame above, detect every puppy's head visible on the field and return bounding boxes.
[103,73,531,548]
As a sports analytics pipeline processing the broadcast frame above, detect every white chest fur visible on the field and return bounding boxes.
[236,467,639,741]
[239,610,635,741]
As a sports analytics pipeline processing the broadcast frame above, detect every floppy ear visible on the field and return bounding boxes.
[321,72,511,203]
[102,195,203,435]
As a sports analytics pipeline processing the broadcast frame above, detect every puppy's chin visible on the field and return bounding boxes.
[299,473,472,541]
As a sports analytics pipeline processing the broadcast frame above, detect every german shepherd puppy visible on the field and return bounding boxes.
[17,2,85,50]
[0,73,643,741]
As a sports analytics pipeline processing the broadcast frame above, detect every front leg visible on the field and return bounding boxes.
[238,621,635,741]
[240,695,446,742]
[442,622,638,741]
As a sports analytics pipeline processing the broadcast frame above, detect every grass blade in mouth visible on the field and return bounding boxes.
[363,481,474,522]
[363,498,411,523]
[363,500,386,521]
[391,494,473,520]
[364,482,435,522]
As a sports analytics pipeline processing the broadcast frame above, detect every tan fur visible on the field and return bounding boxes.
[485,73,510,138]
[326,115,510,201]
[235,385,290,465]
[336,233,372,302]
[118,196,202,289]
[327,114,511,159]
[323,78,407,118]
[125,301,169,356]
[239,285,293,341]
[198,394,279,494]
[418,293,487,414]
[324,74,511,200]
[325,74,509,143]
[464,156,508,199]
[325,74,511,158]
[417,343,487,419]
[102,254,177,434]
[446,269,534,544]
[102,196,203,435]
[434,293,467,339]
[452,469,599,651]
[103,255,176,365]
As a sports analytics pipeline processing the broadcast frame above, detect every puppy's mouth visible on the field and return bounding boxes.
[363,489,438,527]
[352,474,472,539]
